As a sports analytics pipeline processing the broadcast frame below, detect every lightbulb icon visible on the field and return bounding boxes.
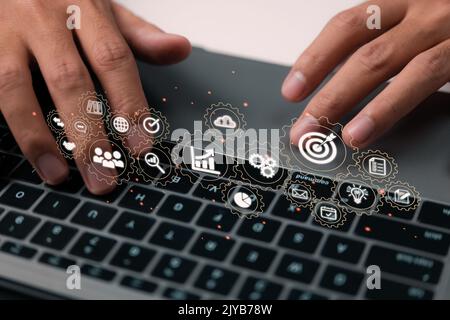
[346,184,369,204]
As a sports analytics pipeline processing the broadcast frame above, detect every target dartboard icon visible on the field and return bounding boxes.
[299,132,337,165]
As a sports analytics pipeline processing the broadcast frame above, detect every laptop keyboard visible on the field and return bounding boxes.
[0,123,449,300]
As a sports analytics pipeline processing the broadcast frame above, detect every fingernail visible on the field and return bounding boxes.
[282,70,306,101]
[290,113,319,145]
[35,153,68,184]
[82,167,117,195]
[345,115,376,145]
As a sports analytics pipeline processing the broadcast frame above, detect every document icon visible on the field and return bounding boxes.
[368,156,387,176]
[290,185,309,201]
[394,188,411,205]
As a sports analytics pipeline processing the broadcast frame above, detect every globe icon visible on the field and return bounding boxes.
[112,116,129,133]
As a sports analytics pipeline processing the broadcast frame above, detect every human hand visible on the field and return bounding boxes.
[282,0,450,147]
[0,0,191,194]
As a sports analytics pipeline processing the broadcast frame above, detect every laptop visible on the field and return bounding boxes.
[0,47,449,299]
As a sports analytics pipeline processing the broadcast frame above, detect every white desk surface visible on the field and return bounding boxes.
[117,0,450,92]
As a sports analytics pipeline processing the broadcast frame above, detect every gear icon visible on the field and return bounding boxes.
[203,102,247,140]
[354,149,398,184]
[234,142,289,191]
[312,199,348,229]
[81,132,135,185]
[248,153,264,169]
[283,179,315,210]
[280,117,358,179]
[333,173,382,215]
[383,181,420,212]
[221,182,265,219]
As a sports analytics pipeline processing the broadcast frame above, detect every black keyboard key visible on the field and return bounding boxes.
[157,195,201,222]
[0,152,21,177]
[193,179,226,203]
[119,186,164,214]
[232,243,276,272]
[11,161,42,184]
[238,277,282,300]
[190,232,235,261]
[71,202,117,230]
[49,170,84,194]
[194,265,239,295]
[152,254,197,283]
[81,185,125,204]
[110,212,155,240]
[159,170,197,193]
[272,196,310,222]
[149,222,194,251]
[278,225,322,254]
[31,222,78,250]
[288,289,328,300]
[237,217,281,243]
[275,254,319,284]
[110,243,156,272]
[34,192,80,220]
[365,279,433,300]
[196,205,238,232]
[320,265,364,295]
[365,246,443,284]
[321,235,365,264]
[291,172,334,199]
[0,129,16,151]
[0,212,40,239]
[81,264,116,281]
[355,215,450,256]
[70,232,116,262]
[121,276,158,294]
[163,288,200,300]
[378,202,415,220]
[313,212,355,232]
[418,201,450,230]
[39,252,76,269]
[0,241,37,259]
[0,183,44,209]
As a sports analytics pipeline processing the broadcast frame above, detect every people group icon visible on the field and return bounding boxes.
[93,147,124,169]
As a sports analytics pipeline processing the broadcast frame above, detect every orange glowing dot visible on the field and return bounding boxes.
[388,213,393,217]
[364,226,371,232]
[217,225,222,229]
[225,235,231,240]
[32,112,37,116]
[295,208,301,212]
[207,90,212,95]
[162,97,167,102]
[243,102,249,107]
[139,202,144,206]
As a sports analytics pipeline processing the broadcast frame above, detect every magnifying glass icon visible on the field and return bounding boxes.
[144,152,166,174]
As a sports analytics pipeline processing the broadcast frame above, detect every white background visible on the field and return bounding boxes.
[116,0,450,92]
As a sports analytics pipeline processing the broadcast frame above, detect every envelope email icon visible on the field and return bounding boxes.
[291,187,309,201]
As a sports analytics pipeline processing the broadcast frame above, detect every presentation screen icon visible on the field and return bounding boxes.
[190,146,221,176]
[368,156,387,176]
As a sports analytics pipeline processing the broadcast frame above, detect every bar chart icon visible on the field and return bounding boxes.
[190,146,221,175]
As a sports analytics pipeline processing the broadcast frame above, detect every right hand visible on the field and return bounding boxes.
[0,0,191,194]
